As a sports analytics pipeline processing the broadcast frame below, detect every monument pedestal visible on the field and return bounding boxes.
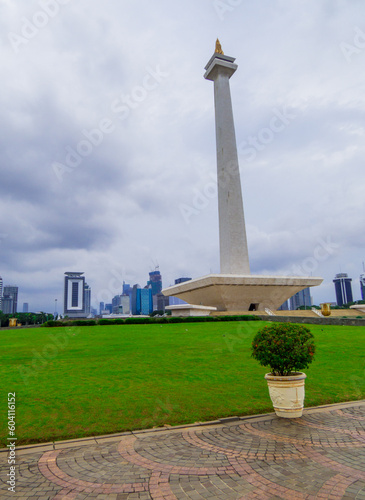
[162,274,323,312]
[165,304,217,317]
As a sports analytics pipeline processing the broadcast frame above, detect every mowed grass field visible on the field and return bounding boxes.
[1,321,364,446]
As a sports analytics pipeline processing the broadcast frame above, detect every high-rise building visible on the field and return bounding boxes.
[99,302,105,315]
[122,282,131,296]
[289,288,311,310]
[360,274,365,301]
[3,285,18,314]
[156,293,170,312]
[175,277,192,285]
[84,283,91,316]
[105,304,112,314]
[112,294,122,314]
[64,272,86,318]
[148,269,162,296]
[120,295,130,314]
[278,300,289,311]
[23,303,29,313]
[141,288,153,315]
[131,284,141,315]
[169,277,192,306]
[121,282,132,312]
[131,285,152,315]
[333,273,353,307]
[2,297,14,314]
[0,276,3,312]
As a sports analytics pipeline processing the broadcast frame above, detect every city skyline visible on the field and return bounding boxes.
[1,2,365,312]
[0,264,365,314]
[2,264,364,315]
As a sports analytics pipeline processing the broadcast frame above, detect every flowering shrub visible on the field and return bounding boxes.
[251,323,315,376]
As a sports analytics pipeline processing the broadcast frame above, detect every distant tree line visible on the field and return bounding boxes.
[0,311,54,327]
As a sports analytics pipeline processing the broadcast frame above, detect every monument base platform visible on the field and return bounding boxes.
[165,304,217,317]
[350,305,365,313]
[162,274,323,312]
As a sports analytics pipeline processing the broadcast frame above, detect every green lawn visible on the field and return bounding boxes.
[1,321,364,446]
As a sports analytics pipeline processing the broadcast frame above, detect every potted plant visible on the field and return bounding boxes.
[251,322,315,418]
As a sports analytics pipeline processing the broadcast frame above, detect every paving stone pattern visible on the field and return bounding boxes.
[1,402,364,499]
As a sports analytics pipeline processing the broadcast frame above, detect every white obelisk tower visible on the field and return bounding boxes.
[204,39,250,275]
[161,41,323,313]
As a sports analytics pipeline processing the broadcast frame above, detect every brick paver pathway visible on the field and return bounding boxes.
[1,401,364,499]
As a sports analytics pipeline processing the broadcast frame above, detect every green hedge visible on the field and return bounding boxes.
[41,320,65,327]
[42,315,260,327]
[42,319,97,328]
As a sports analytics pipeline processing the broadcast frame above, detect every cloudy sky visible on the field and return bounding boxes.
[1,0,364,312]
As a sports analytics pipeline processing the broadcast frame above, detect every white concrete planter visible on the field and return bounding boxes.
[264,372,307,418]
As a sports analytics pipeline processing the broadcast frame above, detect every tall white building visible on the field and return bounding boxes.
[84,283,91,317]
[64,272,87,318]
[360,273,365,301]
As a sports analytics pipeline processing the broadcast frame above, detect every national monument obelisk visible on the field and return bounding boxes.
[205,40,250,275]
[162,41,322,313]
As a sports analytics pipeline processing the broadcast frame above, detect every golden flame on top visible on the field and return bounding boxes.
[215,38,224,55]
